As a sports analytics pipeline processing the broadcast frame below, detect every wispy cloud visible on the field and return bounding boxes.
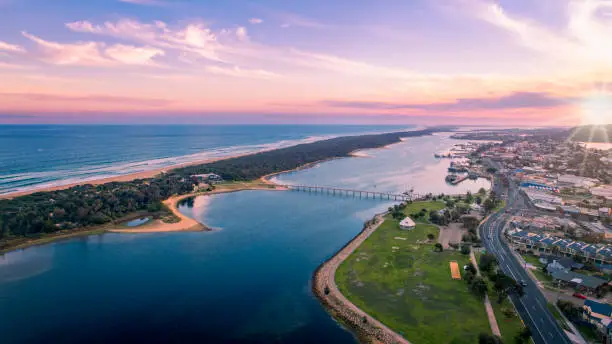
[248,18,263,25]
[0,61,33,69]
[104,44,164,65]
[66,19,232,62]
[22,31,164,66]
[267,10,328,29]
[322,92,574,111]
[471,0,612,69]
[0,41,25,53]
[204,65,280,79]
[0,92,172,107]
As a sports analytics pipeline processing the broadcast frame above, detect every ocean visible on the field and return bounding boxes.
[0,124,413,195]
[0,130,490,343]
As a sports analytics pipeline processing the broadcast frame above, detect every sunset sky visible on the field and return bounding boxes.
[1,0,611,125]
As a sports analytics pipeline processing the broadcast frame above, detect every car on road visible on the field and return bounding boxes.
[519,280,528,287]
[573,292,587,300]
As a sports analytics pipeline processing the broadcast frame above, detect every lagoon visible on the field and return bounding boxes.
[0,133,489,343]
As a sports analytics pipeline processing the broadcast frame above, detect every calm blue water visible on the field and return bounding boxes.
[0,125,412,195]
[125,217,151,227]
[0,131,490,344]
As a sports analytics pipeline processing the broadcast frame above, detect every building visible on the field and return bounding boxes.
[192,173,223,184]
[601,208,612,219]
[592,185,612,201]
[550,270,608,294]
[583,299,612,338]
[399,216,416,230]
[508,230,612,265]
[539,256,583,274]
[558,174,598,188]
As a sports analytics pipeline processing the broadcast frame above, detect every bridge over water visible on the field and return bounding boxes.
[278,184,423,201]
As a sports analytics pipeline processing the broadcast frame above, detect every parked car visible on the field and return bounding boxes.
[573,293,587,300]
[520,280,528,287]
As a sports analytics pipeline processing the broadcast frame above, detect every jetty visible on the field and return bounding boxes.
[278,184,421,201]
[450,174,469,185]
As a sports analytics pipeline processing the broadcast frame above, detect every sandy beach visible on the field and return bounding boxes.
[0,150,269,200]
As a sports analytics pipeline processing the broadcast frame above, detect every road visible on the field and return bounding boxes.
[479,168,571,344]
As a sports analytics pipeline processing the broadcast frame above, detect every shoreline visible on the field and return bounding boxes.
[0,151,263,200]
[0,129,428,200]
[0,127,429,200]
[0,183,287,254]
[312,213,410,344]
[108,183,287,234]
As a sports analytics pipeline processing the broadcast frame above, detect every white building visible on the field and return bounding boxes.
[400,217,416,230]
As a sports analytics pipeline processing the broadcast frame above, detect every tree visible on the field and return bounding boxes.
[462,215,480,231]
[466,191,474,204]
[484,198,497,213]
[479,253,498,273]
[434,243,443,252]
[478,187,487,196]
[429,210,443,225]
[461,244,471,255]
[471,276,489,298]
[427,233,435,241]
[456,204,470,215]
[487,167,498,174]
[478,333,503,344]
[475,196,482,205]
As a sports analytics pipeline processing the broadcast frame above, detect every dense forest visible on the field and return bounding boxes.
[0,128,438,245]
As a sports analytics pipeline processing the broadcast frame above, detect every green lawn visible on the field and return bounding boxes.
[402,200,446,222]
[475,253,526,343]
[488,290,525,342]
[336,206,490,344]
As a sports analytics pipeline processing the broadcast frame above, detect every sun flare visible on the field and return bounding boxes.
[579,91,612,125]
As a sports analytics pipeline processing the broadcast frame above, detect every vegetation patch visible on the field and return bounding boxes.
[336,202,491,344]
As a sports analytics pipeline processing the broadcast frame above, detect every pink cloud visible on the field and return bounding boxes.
[21,32,164,66]
[104,44,165,65]
[0,41,25,53]
[204,65,281,79]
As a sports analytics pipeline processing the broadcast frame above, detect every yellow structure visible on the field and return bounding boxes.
[450,261,461,280]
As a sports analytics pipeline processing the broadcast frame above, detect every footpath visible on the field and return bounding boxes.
[470,251,502,337]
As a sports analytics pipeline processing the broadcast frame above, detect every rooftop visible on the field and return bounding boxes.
[551,270,608,289]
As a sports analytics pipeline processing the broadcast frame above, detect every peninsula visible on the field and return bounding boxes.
[0,128,441,252]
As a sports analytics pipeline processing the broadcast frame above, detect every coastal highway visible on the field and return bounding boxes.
[480,174,571,344]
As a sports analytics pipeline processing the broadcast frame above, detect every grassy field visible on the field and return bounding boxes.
[474,251,525,342]
[403,200,446,222]
[488,290,525,342]
[336,202,490,344]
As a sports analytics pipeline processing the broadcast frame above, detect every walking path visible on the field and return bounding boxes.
[470,251,502,337]
[313,215,411,344]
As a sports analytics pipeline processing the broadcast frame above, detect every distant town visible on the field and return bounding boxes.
[462,130,612,344]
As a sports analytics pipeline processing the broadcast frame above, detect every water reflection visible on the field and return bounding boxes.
[0,247,54,283]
